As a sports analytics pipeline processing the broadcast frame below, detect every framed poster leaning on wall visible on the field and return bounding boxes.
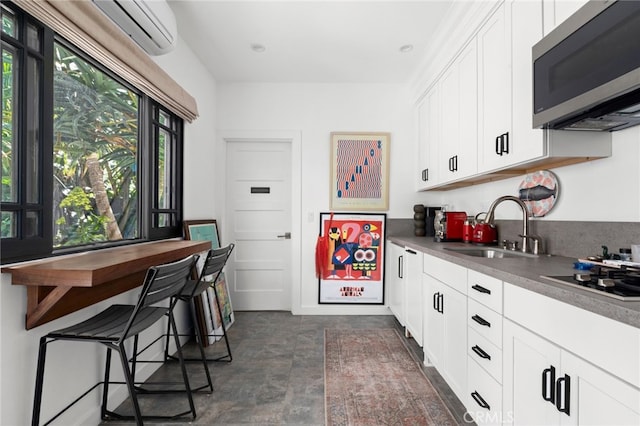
[318,212,386,304]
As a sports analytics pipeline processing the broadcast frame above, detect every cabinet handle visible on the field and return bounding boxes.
[471,314,491,327]
[439,293,444,314]
[555,374,571,416]
[495,132,509,156]
[406,249,417,255]
[471,284,491,294]
[542,366,556,403]
[471,391,491,410]
[453,155,458,171]
[433,292,439,311]
[398,255,403,279]
[422,168,429,181]
[471,345,491,360]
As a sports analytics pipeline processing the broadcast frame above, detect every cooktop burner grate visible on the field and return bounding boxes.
[541,272,640,301]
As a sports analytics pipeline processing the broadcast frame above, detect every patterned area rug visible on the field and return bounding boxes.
[324,328,457,425]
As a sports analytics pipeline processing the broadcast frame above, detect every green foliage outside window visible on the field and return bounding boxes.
[52,43,139,248]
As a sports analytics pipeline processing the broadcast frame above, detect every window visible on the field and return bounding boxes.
[1,3,183,263]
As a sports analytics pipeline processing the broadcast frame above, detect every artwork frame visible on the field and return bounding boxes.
[330,132,390,211]
[318,212,386,304]
[183,219,220,249]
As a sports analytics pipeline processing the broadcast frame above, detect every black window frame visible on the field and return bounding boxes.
[1,2,184,264]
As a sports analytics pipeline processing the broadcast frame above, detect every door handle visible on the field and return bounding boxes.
[277,232,291,239]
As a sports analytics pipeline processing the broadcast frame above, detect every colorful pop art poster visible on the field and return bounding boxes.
[330,132,390,211]
[318,212,386,304]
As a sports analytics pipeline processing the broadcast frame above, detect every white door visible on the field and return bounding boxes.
[225,140,292,310]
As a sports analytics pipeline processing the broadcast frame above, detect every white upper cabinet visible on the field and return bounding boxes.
[440,39,478,182]
[477,1,512,173]
[544,0,589,35]
[416,85,440,190]
[414,0,611,191]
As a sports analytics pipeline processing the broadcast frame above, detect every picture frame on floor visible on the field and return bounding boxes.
[318,212,386,304]
[183,218,235,345]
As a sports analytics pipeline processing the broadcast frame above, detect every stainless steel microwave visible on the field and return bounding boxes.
[532,0,640,131]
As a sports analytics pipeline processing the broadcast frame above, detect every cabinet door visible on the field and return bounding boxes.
[439,40,478,182]
[509,0,545,165]
[478,1,512,173]
[386,242,405,325]
[423,273,444,367]
[441,284,467,401]
[457,39,478,179]
[404,248,423,346]
[439,62,459,182]
[503,319,562,426]
[416,86,439,189]
[561,351,640,426]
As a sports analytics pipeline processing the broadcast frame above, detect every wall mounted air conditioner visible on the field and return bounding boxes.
[92,0,177,56]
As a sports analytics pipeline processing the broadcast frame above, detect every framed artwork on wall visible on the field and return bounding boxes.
[330,132,390,211]
[318,212,386,304]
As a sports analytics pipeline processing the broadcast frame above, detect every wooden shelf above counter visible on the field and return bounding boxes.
[2,239,211,329]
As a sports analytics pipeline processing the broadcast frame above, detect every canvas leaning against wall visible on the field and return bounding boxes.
[318,212,386,304]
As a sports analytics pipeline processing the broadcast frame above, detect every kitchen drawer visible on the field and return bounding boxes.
[423,254,467,294]
[504,282,640,388]
[467,356,503,426]
[467,269,503,314]
[468,298,503,349]
[468,326,502,384]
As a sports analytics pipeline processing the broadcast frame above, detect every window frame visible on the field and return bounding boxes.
[1,3,184,264]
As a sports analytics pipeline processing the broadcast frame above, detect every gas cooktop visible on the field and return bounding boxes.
[541,265,640,301]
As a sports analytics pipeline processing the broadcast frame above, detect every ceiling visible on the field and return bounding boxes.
[167,1,455,84]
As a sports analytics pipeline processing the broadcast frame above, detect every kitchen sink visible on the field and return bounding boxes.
[444,246,539,259]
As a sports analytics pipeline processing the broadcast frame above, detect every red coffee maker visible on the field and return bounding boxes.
[434,211,467,242]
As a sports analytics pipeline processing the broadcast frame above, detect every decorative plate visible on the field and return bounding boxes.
[518,170,559,217]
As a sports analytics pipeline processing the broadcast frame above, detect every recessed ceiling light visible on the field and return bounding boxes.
[251,43,266,53]
[399,44,413,53]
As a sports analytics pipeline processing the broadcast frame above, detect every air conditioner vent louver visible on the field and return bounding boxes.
[92,0,177,56]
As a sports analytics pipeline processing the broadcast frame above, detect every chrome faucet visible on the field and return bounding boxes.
[485,195,542,254]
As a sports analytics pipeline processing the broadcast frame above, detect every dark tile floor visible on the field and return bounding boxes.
[102,311,467,425]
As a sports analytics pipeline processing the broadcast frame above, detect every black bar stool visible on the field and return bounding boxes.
[132,243,235,393]
[31,254,198,426]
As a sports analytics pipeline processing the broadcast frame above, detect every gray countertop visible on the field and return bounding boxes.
[388,235,640,329]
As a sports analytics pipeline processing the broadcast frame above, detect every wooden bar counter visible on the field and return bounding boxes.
[2,239,210,329]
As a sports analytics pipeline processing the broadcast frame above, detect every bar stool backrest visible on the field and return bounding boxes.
[191,244,235,297]
[123,254,198,340]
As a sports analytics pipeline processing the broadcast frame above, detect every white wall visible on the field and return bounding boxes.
[0,36,218,426]
[216,83,428,314]
[215,81,640,316]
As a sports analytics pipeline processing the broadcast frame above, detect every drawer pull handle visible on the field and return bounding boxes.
[471,314,491,327]
[472,345,491,360]
[471,391,491,410]
[471,284,491,294]
[542,366,556,403]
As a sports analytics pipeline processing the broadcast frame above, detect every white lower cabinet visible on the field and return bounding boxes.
[404,248,423,346]
[467,356,503,426]
[423,254,467,401]
[503,318,640,425]
[386,242,405,326]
